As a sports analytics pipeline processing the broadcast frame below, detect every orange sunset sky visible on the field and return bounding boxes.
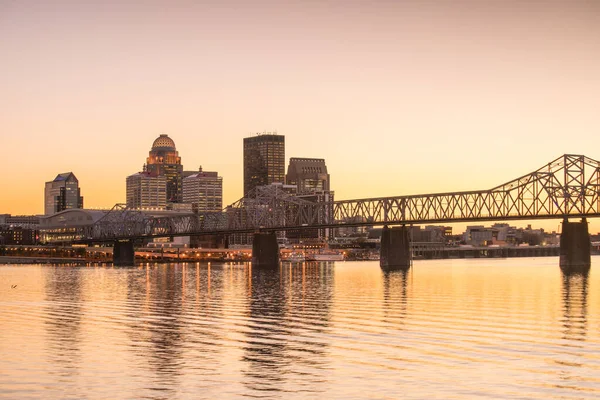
[1,0,599,232]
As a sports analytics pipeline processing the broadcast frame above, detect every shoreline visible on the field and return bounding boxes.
[0,256,89,265]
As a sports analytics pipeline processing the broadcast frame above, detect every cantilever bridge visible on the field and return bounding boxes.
[74,154,600,242]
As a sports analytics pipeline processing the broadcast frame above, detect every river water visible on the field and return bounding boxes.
[1,258,599,399]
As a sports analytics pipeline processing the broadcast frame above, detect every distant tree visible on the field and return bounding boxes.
[522,232,541,246]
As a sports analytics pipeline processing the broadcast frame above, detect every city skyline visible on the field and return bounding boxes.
[1,1,599,233]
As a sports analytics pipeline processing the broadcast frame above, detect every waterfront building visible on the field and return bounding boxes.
[0,227,39,245]
[286,157,330,193]
[146,134,183,203]
[464,225,494,246]
[0,214,40,229]
[243,133,285,197]
[44,172,84,215]
[126,172,167,210]
[182,167,223,213]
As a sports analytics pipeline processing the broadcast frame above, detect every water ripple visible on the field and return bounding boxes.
[1,259,599,399]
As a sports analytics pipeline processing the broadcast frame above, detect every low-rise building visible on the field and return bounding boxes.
[0,227,39,245]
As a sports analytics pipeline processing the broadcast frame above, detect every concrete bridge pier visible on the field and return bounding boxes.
[380,225,411,271]
[113,239,135,266]
[560,218,591,273]
[252,232,280,268]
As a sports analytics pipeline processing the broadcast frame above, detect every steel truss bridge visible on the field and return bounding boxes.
[76,154,600,243]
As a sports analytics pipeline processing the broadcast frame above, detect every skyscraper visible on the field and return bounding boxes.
[44,172,84,215]
[285,158,333,242]
[285,157,330,194]
[243,133,285,197]
[182,167,223,213]
[126,172,167,210]
[146,134,183,203]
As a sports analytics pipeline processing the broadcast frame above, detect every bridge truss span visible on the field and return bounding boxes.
[334,154,600,225]
[72,154,600,243]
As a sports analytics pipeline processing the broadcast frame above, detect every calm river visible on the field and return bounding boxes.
[1,258,599,399]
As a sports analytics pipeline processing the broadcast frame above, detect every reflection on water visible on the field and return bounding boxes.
[44,266,83,380]
[242,264,333,395]
[127,265,185,398]
[382,270,409,325]
[554,271,591,392]
[1,259,600,399]
[561,271,588,342]
[243,268,289,392]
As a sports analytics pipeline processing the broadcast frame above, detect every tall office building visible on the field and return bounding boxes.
[243,133,285,197]
[285,158,330,194]
[182,167,223,213]
[285,158,333,242]
[126,172,167,209]
[44,172,83,215]
[146,134,183,203]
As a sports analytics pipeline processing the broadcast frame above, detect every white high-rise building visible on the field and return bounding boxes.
[126,172,167,210]
[182,167,223,213]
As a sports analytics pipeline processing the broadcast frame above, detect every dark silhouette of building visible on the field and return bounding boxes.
[0,227,39,245]
[286,157,330,193]
[146,134,183,203]
[44,172,83,215]
[243,133,285,197]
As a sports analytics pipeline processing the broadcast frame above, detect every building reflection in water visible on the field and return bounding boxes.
[124,263,231,397]
[44,266,83,379]
[242,262,333,395]
[124,264,186,398]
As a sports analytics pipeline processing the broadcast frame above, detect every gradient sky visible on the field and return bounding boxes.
[1,0,599,231]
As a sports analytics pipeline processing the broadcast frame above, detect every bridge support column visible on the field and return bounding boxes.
[113,239,135,266]
[252,232,279,268]
[380,225,411,271]
[560,218,591,273]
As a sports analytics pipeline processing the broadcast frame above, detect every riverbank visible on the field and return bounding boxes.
[0,256,88,265]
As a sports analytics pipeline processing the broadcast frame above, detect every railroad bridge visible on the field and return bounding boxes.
[45,154,599,273]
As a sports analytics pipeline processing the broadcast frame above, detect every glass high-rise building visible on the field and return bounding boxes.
[146,134,183,203]
[243,133,285,197]
[44,172,84,215]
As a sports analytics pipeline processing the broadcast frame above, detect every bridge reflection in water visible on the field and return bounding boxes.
[2,260,600,398]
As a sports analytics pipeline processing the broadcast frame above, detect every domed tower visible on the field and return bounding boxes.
[146,134,183,203]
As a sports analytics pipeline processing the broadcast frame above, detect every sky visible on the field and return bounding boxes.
[1,0,599,232]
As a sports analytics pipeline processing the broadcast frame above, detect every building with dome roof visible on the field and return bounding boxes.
[146,134,183,203]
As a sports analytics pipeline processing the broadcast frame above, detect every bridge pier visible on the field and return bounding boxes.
[113,239,135,266]
[560,218,591,273]
[380,225,411,271]
[252,232,280,268]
